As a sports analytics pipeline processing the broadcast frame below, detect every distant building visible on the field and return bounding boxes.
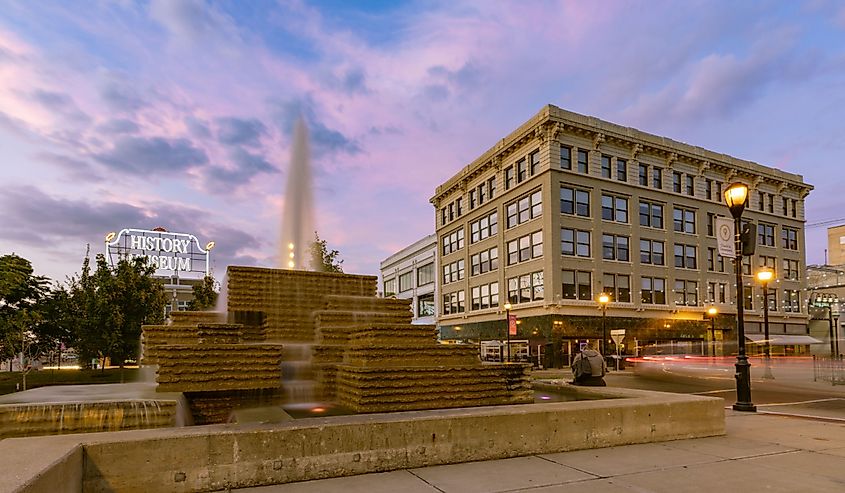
[827,225,845,266]
[431,105,814,366]
[104,227,215,316]
[806,259,845,356]
[380,235,437,325]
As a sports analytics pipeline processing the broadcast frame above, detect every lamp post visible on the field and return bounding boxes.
[707,307,718,357]
[756,268,775,380]
[724,182,756,412]
[504,302,512,363]
[598,293,610,356]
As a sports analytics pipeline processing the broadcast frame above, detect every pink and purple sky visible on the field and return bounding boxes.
[1,0,845,283]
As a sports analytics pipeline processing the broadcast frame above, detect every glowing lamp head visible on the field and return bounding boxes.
[724,182,749,218]
[598,293,610,305]
[756,268,774,284]
[205,241,215,251]
[105,232,116,242]
[707,307,718,317]
[287,260,295,268]
[504,302,512,311]
[288,243,295,250]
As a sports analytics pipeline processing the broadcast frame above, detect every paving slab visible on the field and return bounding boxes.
[661,434,797,459]
[231,470,439,493]
[745,449,845,482]
[540,442,719,477]
[409,455,595,493]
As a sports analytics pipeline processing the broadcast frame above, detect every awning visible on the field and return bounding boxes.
[746,334,825,345]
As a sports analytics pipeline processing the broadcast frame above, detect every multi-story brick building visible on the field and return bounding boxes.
[431,105,813,366]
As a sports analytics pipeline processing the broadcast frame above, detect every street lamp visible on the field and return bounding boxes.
[504,302,512,363]
[756,268,775,379]
[724,182,756,412]
[598,293,610,356]
[706,307,718,357]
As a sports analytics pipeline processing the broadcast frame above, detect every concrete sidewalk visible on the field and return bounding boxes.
[232,411,845,492]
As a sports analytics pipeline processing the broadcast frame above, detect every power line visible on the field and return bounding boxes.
[806,218,845,228]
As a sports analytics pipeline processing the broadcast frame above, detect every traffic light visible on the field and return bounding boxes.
[741,221,756,256]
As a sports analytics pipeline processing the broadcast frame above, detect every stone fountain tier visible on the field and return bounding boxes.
[155,344,284,393]
[169,311,223,326]
[227,266,378,341]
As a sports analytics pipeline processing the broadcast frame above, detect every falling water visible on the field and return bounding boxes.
[280,117,315,271]
[214,273,228,321]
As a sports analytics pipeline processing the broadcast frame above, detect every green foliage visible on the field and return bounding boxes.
[310,232,343,273]
[69,252,166,368]
[0,254,50,366]
[187,276,217,310]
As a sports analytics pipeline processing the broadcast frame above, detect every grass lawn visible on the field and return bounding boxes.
[0,368,140,395]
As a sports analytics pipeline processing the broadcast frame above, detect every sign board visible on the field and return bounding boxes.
[715,217,735,258]
[610,329,625,346]
[105,228,212,279]
[508,314,517,336]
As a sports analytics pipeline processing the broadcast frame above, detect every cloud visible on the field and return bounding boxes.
[97,118,140,135]
[93,136,208,175]
[100,78,147,112]
[273,97,362,157]
[204,147,278,192]
[36,152,103,182]
[215,117,267,146]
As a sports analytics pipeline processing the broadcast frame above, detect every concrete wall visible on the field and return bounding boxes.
[0,385,723,492]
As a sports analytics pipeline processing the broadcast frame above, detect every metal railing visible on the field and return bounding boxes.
[813,355,845,385]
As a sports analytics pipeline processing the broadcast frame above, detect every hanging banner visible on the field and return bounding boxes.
[716,217,736,258]
[508,314,517,336]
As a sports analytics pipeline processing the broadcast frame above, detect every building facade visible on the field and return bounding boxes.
[380,234,437,325]
[431,105,813,366]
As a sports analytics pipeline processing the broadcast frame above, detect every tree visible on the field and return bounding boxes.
[69,252,166,370]
[310,232,343,273]
[187,275,217,310]
[0,254,50,372]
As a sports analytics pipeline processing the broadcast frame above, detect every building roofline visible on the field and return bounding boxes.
[379,233,437,270]
[431,104,813,205]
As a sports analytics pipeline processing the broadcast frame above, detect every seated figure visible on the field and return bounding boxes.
[571,344,607,386]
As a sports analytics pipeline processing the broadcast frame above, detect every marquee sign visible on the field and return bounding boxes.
[105,228,213,278]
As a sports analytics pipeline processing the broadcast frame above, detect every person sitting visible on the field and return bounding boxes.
[571,344,607,386]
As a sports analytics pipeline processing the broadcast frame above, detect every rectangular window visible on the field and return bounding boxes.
[441,228,465,255]
[399,271,414,292]
[674,244,697,269]
[441,290,465,315]
[470,247,498,276]
[685,175,694,196]
[417,293,434,317]
[562,228,591,258]
[560,146,572,170]
[441,208,447,226]
[784,289,801,312]
[673,207,696,234]
[767,193,774,213]
[488,177,496,200]
[577,149,589,173]
[477,183,486,205]
[781,227,798,250]
[707,247,716,271]
[758,223,775,246]
[471,282,499,311]
[602,234,629,262]
[743,286,754,310]
[617,158,627,182]
[560,186,590,217]
[448,203,454,221]
[758,191,765,211]
[417,263,434,286]
[603,273,631,303]
[674,279,698,306]
[766,289,778,312]
[456,198,463,217]
[673,171,682,193]
[783,259,799,280]
[652,167,662,189]
[383,278,396,297]
[469,189,476,210]
[507,271,544,304]
[638,164,648,186]
[517,158,527,183]
[707,213,715,237]
[507,231,543,265]
[641,277,666,304]
[759,255,776,274]
[639,200,663,228]
[782,197,788,216]
[790,199,797,218]
[705,179,713,200]
[562,270,591,300]
[469,211,498,243]
[507,190,542,228]
[601,194,628,223]
[601,155,612,178]
[505,166,514,190]
[715,181,723,201]
[442,259,465,284]
[529,150,540,175]
[640,239,665,265]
